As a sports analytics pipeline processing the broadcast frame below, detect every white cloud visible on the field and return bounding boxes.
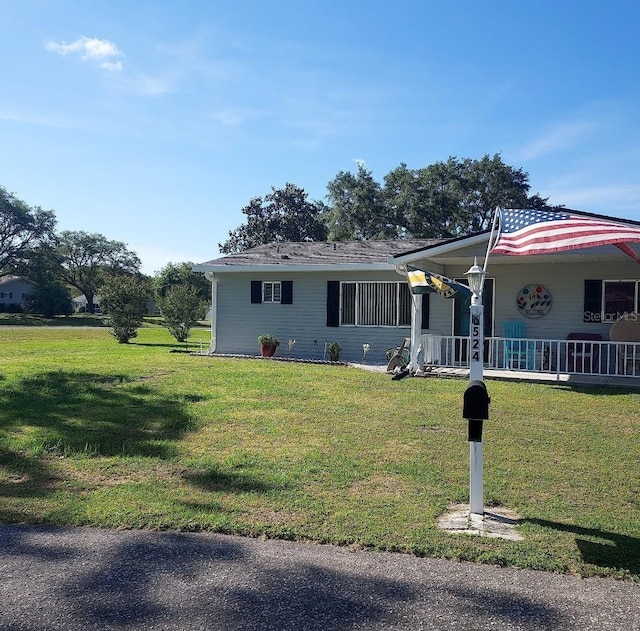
[136,76,174,96]
[101,61,123,73]
[45,36,124,71]
[518,119,597,160]
[0,108,81,129]
[209,107,267,128]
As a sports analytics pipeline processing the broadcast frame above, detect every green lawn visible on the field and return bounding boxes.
[0,322,639,581]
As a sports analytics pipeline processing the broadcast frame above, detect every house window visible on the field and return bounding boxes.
[603,280,639,320]
[263,281,281,303]
[340,281,411,327]
[585,279,640,322]
[251,280,293,305]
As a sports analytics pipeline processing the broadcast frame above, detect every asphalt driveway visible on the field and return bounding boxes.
[1,524,638,630]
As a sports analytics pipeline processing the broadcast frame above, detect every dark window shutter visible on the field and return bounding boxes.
[281,281,293,304]
[584,279,602,322]
[326,281,340,327]
[251,281,262,304]
[421,293,430,329]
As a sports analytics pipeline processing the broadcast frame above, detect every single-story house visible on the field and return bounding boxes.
[193,240,438,363]
[193,210,640,380]
[72,294,102,314]
[0,276,33,309]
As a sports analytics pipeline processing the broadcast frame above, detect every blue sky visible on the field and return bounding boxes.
[1,1,639,274]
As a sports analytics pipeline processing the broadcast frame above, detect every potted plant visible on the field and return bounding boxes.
[258,334,280,357]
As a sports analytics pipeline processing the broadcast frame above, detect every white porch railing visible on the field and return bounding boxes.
[419,334,640,378]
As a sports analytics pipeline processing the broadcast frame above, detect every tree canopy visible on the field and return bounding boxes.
[152,261,209,302]
[222,155,552,251]
[325,164,391,240]
[219,183,328,254]
[0,186,56,276]
[330,154,549,240]
[53,231,141,314]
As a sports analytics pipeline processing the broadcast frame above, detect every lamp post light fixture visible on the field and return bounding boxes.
[464,257,485,299]
[463,257,488,517]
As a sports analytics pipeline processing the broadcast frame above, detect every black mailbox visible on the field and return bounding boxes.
[463,380,490,420]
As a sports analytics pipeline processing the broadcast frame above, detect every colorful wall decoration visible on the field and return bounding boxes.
[516,284,552,318]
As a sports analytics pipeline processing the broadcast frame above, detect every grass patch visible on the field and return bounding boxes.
[0,326,639,581]
[0,313,109,327]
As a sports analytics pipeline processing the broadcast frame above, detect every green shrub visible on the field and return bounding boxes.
[328,341,341,362]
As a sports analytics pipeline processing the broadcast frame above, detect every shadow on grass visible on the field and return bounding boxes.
[0,370,200,458]
[550,383,640,395]
[0,370,204,522]
[184,466,285,494]
[526,518,640,577]
[0,446,58,510]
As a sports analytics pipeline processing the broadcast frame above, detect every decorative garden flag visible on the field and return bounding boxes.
[406,265,472,299]
[491,208,640,262]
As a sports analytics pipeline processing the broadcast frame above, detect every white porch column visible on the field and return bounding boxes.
[204,272,217,353]
[409,292,422,372]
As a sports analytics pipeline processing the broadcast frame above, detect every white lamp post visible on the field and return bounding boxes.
[464,257,486,517]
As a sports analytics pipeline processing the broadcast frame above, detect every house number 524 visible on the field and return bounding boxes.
[471,315,481,362]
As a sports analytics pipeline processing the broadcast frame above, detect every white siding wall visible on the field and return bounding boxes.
[0,279,33,305]
[215,270,412,363]
[212,259,640,362]
[424,260,639,341]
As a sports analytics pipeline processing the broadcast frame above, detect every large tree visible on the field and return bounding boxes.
[383,160,465,239]
[221,156,552,250]
[218,183,328,253]
[325,164,393,241]
[0,186,56,275]
[456,154,549,234]
[53,231,141,314]
[152,261,209,302]
[328,155,551,240]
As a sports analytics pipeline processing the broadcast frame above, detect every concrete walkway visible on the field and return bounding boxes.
[1,524,638,630]
[348,362,640,389]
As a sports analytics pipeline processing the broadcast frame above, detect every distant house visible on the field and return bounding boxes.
[0,276,34,310]
[72,294,102,314]
[146,299,161,316]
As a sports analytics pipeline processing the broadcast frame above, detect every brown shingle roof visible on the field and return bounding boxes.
[198,240,443,267]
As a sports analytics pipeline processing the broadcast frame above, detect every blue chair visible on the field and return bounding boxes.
[503,321,535,370]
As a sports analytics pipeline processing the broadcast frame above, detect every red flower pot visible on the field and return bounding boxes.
[260,344,277,357]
